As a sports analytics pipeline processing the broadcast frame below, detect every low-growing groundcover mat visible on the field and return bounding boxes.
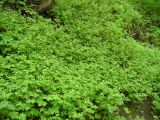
[0,0,160,120]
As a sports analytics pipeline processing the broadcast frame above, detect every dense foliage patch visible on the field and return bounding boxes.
[129,0,160,46]
[0,0,160,119]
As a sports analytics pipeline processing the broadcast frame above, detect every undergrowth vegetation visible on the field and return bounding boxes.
[0,0,160,119]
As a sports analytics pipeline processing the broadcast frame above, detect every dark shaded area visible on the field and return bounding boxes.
[118,97,153,120]
[1,0,54,19]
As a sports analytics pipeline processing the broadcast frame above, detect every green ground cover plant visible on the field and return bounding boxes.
[129,0,160,47]
[0,0,160,119]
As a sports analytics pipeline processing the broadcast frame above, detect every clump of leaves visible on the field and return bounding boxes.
[0,0,160,120]
[128,0,160,47]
